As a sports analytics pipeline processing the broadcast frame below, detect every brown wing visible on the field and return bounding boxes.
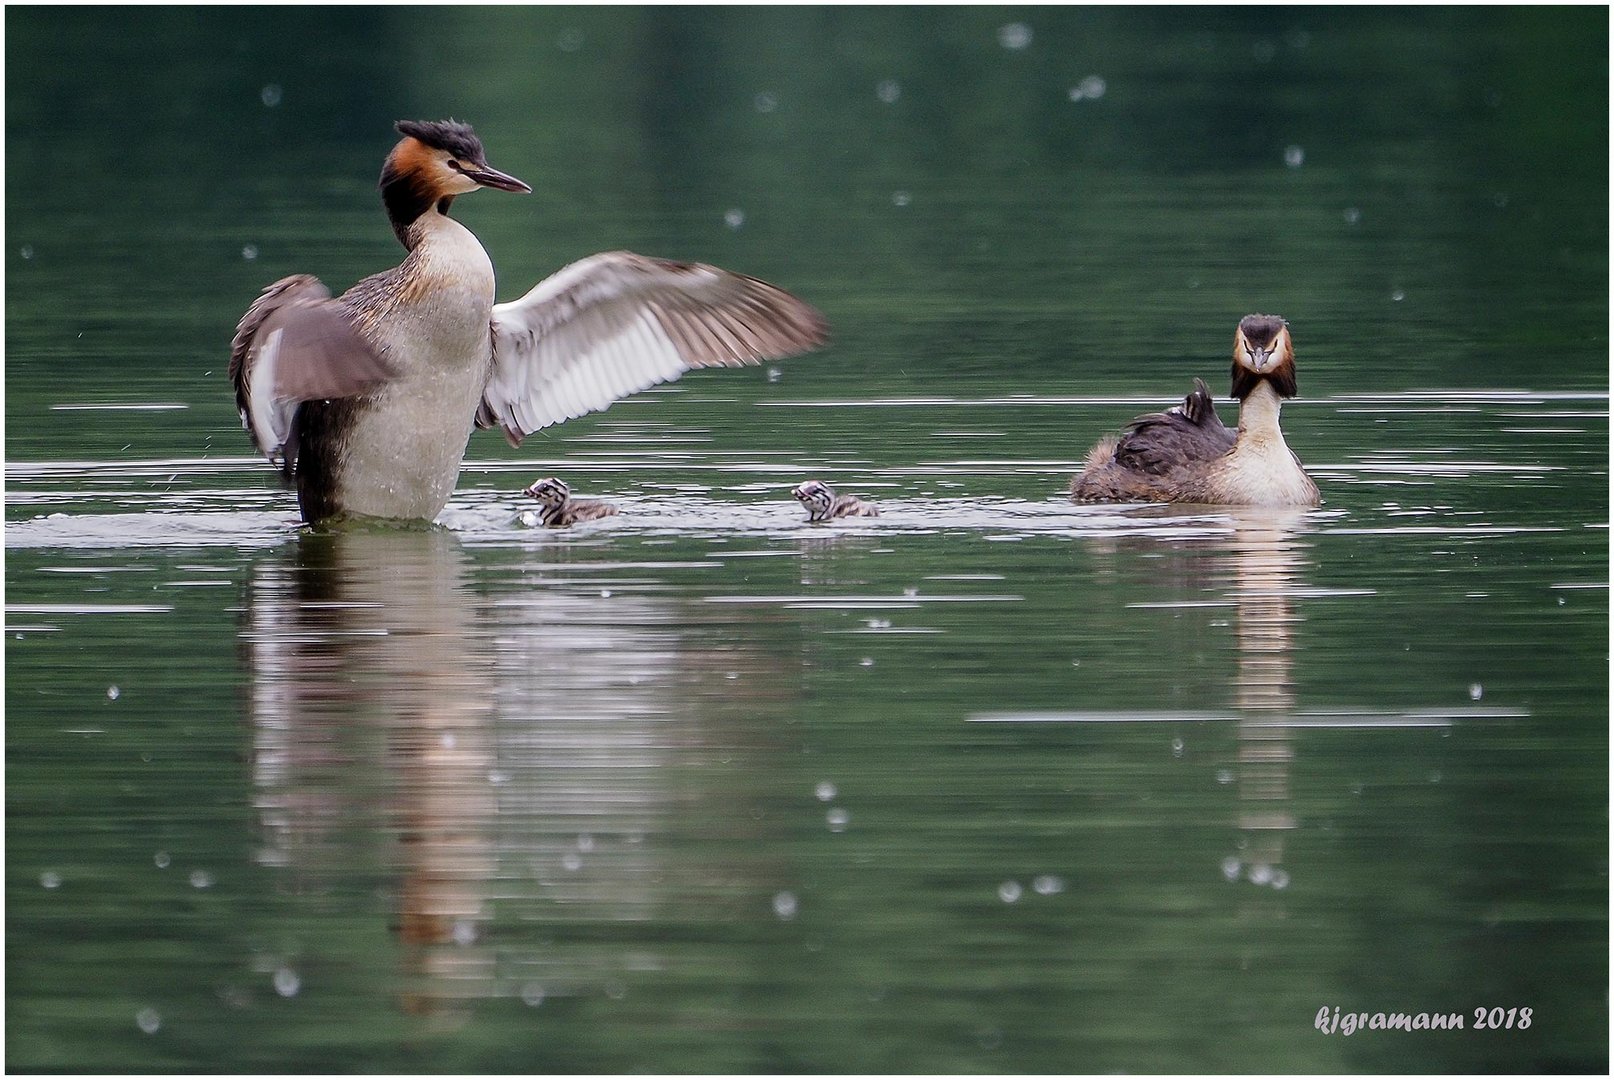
[1112,378,1236,476]
[229,275,394,468]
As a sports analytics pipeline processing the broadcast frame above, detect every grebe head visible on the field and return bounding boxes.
[523,477,570,507]
[1230,314,1297,400]
[380,119,530,244]
[792,479,834,517]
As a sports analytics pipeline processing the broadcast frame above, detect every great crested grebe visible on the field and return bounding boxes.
[1069,314,1320,507]
[792,479,879,523]
[521,476,619,527]
[230,120,828,525]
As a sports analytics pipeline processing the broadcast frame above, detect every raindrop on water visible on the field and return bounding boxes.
[1283,145,1305,168]
[1271,869,1291,890]
[1248,863,1274,886]
[20,245,34,260]
[562,852,582,872]
[876,79,901,104]
[40,871,62,889]
[723,208,745,230]
[1171,737,1185,758]
[891,190,912,208]
[772,890,798,919]
[154,851,171,869]
[260,84,283,108]
[273,967,300,997]
[753,91,778,113]
[1220,856,1241,882]
[451,920,477,946]
[136,1007,161,1034]
[766,366,782,383]
[1343,207,1362,225]
[1068,75,1106,101]
[826,807,850,832]
[1216,769,1234,785]
[859,657,874,668]
[556,27,585,52]
[997,22,1033,50]
[998,880,1023,903]
[107,685,120,701]
[190,869,214,889]
[1390,288,1406,302]
[1032,875,1066,895]
[520,982,546,1007]
[814,780,837,802]
[241,244,259,261]
[1469,682,1484,701]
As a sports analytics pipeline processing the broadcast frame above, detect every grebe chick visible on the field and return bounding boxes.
[792,480,879,523]
[522,477,619,527]
[231,119,827,526]
[1070,314,1320,507]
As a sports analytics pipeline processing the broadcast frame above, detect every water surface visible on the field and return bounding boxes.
[6,7,1607,1074]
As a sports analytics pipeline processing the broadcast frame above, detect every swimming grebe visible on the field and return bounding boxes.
[521,477,619,527]
[1069,314,1320,507]
[230,120,828,525]
[792,480,879,523]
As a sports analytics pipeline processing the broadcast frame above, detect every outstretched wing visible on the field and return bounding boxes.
[229,275,394,468]
[1112,378,1237,476]
[477,251,828,446]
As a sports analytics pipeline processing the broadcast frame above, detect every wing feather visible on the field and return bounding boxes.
[1112,378,1237,476]
[229,275,393,465]
[482,251,827,445]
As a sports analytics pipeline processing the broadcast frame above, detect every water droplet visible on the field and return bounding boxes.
[1248,863,1274,886]
[891,190,912,208]
[106,685,120,701]
[189,869,214,889]
[1221,856,1241,882]
[260,84,283,108]
[859,657,874,668]
[19,245,34,260]
[241,244,258,261]
[1469,683,1484,701]
[998,880,1023,903]
[1271,869,1291,890]
[1283,144,1305,168]
[826,807,850,832]
[766,366,782,383]
[556,27,585,52]
[876,79,901,104]
[273,967,300,997]
[814,781,837,802]
[723,208,745,229]
[1171,737,1185,757]
[753,91,778,113]
[154,851,170,869]
[136,1007,161,1034]
[1216,769,1234,785]
[997,22,1033,50]
[1032,875,1065,895]
[772,890,798,919]
[40,871,61,889]
[1343,206,1362,225]
[520,982,546,1007]
[1390,289,1405,302]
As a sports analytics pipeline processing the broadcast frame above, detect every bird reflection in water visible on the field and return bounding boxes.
[1222,509,1309,893]
[246,527,496,1021]
[243,527,777,1020]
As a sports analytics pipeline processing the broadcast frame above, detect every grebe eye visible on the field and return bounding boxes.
[447,159,463,171]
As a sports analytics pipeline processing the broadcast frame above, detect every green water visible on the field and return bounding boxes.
[6,7,1607,1073]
